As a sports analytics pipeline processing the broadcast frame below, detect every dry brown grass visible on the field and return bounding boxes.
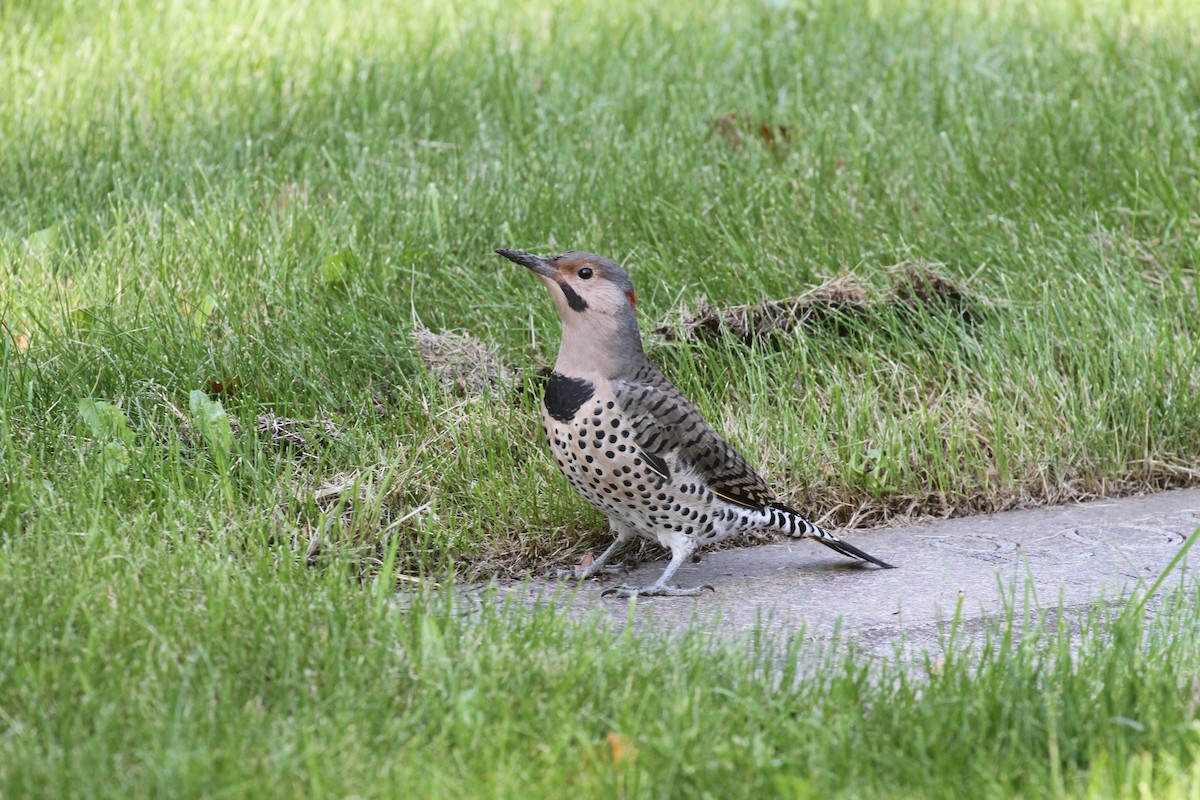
[655,262,986,346]
[411,325,513,396]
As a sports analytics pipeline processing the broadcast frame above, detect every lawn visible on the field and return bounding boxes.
[2,0,1199,796]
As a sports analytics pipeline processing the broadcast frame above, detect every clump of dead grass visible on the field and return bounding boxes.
[255,413,340,456]
[888,263,983,321]
[656,262,986,345]
[411,324,512,396]
[656,275,871,344]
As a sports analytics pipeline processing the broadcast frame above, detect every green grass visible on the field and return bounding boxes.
[3,520,1200,798]
[3,0,1199,569]
[2,0,1200,795]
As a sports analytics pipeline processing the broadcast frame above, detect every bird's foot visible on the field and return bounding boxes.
[601,583,716,598]
[550,559,631,580]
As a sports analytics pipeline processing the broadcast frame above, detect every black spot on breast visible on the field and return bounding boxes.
[544,372,594,423]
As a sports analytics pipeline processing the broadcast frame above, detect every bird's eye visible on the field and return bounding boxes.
[577,267,593,280]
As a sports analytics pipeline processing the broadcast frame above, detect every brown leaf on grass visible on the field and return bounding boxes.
[578,552,595,569]
[13,331,30,352]
[204,377,243,399]
[411,325,512,397]
[605,732,636,766]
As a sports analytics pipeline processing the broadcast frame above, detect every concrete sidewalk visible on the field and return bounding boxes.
[505,488,1200,656]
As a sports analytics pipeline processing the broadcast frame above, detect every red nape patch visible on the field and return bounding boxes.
[625,290,636,308]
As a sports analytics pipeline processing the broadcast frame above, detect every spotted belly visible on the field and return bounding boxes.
[541,398,755,547]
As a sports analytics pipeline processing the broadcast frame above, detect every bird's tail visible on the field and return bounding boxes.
[767,503,895,569]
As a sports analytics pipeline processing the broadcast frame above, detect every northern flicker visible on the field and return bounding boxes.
[497,248,894,597]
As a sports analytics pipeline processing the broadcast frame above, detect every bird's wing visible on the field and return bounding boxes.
[613,364,778,510]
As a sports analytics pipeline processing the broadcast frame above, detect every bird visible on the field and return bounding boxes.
[496,248,894,597]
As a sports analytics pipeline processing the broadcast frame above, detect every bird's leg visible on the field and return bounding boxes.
[551,526,634,580]
[601,536,714,598]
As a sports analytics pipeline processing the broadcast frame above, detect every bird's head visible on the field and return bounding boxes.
[496,248,644,376]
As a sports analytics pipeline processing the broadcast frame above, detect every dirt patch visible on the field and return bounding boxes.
[655,263,986,345]
[411,325,512,396]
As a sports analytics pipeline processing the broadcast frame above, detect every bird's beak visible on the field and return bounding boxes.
[495,248,558,279]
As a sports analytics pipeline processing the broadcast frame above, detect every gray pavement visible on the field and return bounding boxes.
[499,488,1200,656]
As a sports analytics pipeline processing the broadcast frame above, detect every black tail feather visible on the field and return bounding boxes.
[812,534,895,569]
[768,502,895,569]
